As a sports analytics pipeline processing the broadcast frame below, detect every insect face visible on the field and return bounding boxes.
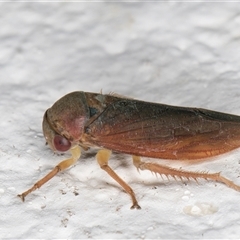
[42,92,90,152]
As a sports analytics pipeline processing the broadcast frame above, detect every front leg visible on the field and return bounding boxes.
[18,145,81,201]
[96,149,141,209]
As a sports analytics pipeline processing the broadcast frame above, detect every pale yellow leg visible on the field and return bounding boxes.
[132,156,240,191]
[18,145,81,201]
[96,149,141,209]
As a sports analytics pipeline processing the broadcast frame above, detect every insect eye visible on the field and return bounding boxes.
[53,135,71,152]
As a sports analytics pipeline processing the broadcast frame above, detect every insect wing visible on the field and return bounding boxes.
[86,99,240,160]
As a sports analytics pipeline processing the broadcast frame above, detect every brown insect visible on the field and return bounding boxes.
[18,91,240,209]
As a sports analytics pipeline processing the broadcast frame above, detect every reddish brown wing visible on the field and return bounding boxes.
[85,99,240,160]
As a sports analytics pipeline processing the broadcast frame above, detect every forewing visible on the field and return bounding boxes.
[86,99,240,160]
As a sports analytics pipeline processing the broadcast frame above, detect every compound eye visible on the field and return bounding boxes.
[53,135,71,152]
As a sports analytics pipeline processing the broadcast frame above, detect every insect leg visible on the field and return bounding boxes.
[132,156,240,192]
[18,145,81,201]
[96,149,141,209]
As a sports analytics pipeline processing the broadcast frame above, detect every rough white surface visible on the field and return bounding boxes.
[1,2,240,239]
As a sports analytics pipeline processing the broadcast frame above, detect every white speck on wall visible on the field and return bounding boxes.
[1,2,240,239]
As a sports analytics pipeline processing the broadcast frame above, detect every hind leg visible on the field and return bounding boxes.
[132,156,240,191]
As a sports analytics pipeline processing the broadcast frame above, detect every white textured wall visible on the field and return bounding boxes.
[1,3,240,238]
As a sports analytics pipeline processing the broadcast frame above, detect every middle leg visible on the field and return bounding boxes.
[96,149,141,209]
